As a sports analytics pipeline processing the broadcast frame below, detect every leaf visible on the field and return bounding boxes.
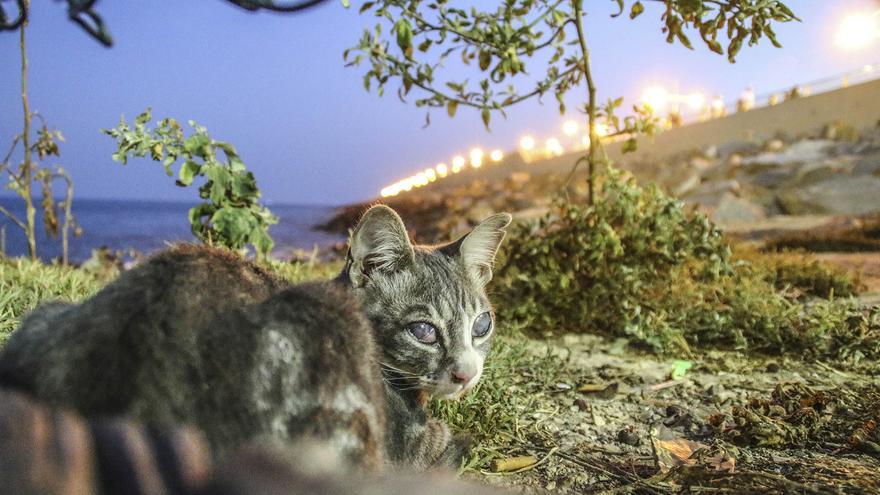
[134,108,152,126]
[622,138,638,153]
[652,436,706,472]
[447,100,458,118]
[490,456,537,473]
[629,1,644,19]
[188,203,215,231]
[669,360,692,380]
[183,135,211,157]
[481,107,491,129]
[611,0,624,18]
[478,50,491,71]
[395,18,413,54]
[707,39,724,55]
[177,160,201,187]
[728,37,743,63]
[231,172,259,199]
[341,0,350,7]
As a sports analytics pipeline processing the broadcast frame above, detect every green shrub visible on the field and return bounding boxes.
[494,170,875,358]
[495,169,730,352]
[733,248,858,299]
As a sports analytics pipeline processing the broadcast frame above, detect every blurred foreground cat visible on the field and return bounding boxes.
[0,388,509,495]
[0,205,511,471]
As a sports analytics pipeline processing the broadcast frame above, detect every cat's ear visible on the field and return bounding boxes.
[447,213,512,285]
[347,205,414,287]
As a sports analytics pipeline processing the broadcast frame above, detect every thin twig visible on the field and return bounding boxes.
[480,446,559,476]
[572,0,598,205]
[0,204,26,230]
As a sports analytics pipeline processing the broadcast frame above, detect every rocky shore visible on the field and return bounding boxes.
[318,125,880,250]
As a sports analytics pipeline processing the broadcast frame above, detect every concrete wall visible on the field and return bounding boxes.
[423,77,880,192]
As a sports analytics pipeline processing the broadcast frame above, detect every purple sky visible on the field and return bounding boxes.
[1,0,878,206]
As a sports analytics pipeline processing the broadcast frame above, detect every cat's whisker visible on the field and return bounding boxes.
[379,362,420,377]
[382,377,417,384]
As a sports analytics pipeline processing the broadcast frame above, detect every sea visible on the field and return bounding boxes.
[0,197,345,263]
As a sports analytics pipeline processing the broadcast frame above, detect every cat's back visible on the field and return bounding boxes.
[0,244,287,417]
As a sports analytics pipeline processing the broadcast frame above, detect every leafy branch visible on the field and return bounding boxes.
[103,109,278,258]
[346,0,797,203]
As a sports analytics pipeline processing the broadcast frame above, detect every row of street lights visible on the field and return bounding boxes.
[379,148,505,197]
[379,9,880,198]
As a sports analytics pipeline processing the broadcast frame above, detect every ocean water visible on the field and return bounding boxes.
[0,197,345,263]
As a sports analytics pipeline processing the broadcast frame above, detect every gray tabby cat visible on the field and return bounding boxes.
[0,205,511,472]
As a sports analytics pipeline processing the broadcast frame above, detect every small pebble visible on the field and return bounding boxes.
[617,427,641,446]
[766,362,781,373]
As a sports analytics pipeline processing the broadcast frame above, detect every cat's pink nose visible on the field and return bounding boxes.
[450,369,473,384]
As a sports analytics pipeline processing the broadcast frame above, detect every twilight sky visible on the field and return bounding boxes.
[0,0,878,206]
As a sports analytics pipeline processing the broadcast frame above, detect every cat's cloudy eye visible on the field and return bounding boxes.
[472,312,492,338]
[406,322,437,344]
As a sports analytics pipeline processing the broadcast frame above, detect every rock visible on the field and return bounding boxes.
[765,138,786,152]
[793,159,852,186]
[728,153,743,166]
[852,151,880,176]
[689,156,713,171]
[711,194,767,223]
[704,145,719,159]
[617,427,641,446]
[751,167,795,189]
[743,139,833,166]
[776,175,880,215]
[686,179,742,199]
[672,173,701,197]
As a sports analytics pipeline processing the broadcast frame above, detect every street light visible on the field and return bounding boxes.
[562,120,579,136]
[835,11,880,51]
[451,155,466,173]
[641,85,669,112]
[685,93,705,110]
[436,163,448,177]
[490,149,504,162]
[545,137,564,156]
[519,135,536,151]
[469,148,484,168]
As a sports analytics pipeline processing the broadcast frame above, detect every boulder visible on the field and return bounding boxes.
[672,172,701,197]
[710,193,767,223]
[743,139,833,166]
[776,176,880,215]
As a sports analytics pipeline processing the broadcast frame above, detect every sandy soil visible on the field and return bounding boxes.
[472,334,880,494]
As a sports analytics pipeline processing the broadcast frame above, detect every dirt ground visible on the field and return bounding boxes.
[470,334,880,494]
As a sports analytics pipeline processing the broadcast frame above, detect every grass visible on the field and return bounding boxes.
[1,243,877,474]
[430,329,568,471]
[0,257,104,345]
